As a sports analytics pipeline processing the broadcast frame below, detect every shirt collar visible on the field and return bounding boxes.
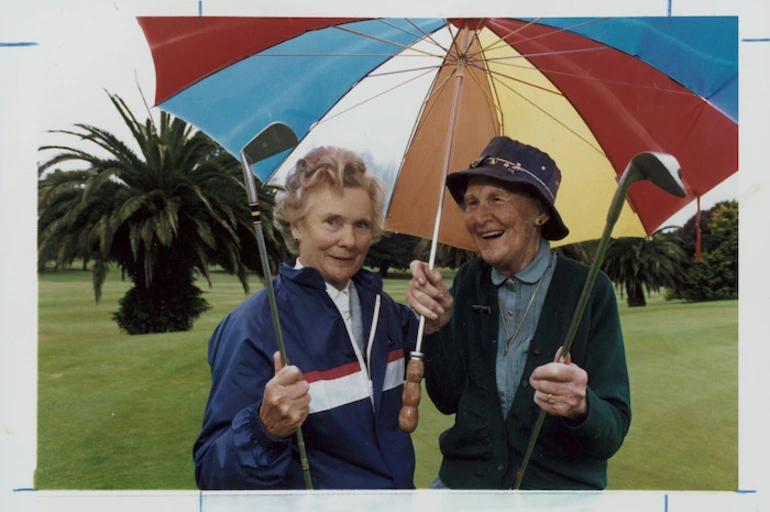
[294,258,352,299]
[490,238,552,286]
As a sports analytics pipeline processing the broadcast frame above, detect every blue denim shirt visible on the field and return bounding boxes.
[491,238,556,417]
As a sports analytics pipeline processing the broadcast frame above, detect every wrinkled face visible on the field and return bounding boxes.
[292,185,374,290]
[463,177,548,276]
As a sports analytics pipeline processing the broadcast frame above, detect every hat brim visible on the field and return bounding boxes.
[446,167,569,241]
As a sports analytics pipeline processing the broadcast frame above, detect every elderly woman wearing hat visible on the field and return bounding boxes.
[407,136,631,490]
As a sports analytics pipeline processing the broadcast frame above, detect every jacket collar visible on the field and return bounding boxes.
[279,261,383,294]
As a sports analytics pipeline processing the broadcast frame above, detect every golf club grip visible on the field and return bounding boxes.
[398,357,424,433]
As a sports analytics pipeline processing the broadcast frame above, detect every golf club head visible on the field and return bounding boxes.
[241,122,299,166]
[608,151,687,226]
[240,122,299,205]
[627,152,687,198]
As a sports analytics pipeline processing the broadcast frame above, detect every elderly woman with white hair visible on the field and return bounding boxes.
[194,146,418,490]
[407,136,632,490]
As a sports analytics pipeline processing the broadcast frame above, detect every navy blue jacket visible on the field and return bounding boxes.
[194,263,418,489]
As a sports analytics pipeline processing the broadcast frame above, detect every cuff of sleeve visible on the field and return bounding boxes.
[562,387,596,431]
[234,402,290,462]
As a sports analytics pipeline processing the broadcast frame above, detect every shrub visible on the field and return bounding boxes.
[113,281,210,334]
[675,201,738,302]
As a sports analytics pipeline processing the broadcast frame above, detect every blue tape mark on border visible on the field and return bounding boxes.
[1,42,39,47]
[199,0,203,18]
[668,0,672,18]
[735,489,757,493]
[199,489,203,512]
[742,38,770,42]
[664,493,668,512]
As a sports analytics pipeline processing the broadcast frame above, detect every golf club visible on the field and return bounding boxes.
[240,122,314,490]
[512,151,686,490]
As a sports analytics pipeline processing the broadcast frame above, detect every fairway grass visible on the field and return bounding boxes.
[37,269,737,490]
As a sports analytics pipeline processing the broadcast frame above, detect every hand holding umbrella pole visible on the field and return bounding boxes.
[512,152,687,489]
[399,34,474,434]
[397,257,438,433]
[240,123,314,490]
[399,29,471,433]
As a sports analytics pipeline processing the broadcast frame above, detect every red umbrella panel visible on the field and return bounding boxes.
[138,16,738,251]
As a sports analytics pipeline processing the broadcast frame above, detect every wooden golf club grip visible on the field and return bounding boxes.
[398,356,424,433]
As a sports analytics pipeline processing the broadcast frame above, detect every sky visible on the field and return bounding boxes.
[2,0,769,509]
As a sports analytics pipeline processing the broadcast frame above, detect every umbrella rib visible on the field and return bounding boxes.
[521,17,611,44]
[332,25,447,60]
[482,46,608,62]
[367,63,446,78]
[254,52,442,58]
[478,17,610,56]
[315,67,443,125]
[466,17,543,60]
[463,60,506,136]
[448,23,483,63]
[467,61,562,97]
[309,26,465,128]
[373,18,430,40]
[400,68,458,143]
[371,17,452,55]
[388,28,479,182]
[404,18,452,54]
[258,20,451,60]
[481,54,697,97]
[382,66,458,216]
[409,30,483,137]
[466,46,611,89]
[316,23,477,147]
[467,17,693,98]
[489,70,606,156]
[469,39,509,133]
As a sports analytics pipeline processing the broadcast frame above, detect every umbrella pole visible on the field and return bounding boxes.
[512,152,685,489]
[399,27,470,434]
[240,124,313,490]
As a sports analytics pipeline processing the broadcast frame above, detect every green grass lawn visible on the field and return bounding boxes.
[36,268,737,490]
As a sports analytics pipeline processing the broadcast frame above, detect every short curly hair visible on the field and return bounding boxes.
[274,146,386,255]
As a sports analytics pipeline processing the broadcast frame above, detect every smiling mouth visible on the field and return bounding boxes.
[479,230,504,240]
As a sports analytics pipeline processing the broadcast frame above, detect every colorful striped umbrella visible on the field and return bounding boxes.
[138,16,737,251]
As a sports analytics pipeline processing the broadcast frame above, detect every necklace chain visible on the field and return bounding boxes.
[497,256,551,349]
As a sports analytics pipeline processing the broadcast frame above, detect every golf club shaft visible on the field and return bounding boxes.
[512,163,643,489]
[512,219,615,490]
[251,219,313,490]
[243,159,313,490]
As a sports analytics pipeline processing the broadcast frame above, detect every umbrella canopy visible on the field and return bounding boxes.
[138,16,737,251]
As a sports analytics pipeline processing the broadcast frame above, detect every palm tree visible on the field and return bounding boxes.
[38,93,288,334]
[37,168,96,271]
[601,230,689,307]
[554,239,599,266]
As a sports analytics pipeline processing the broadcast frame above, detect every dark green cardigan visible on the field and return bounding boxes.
[423,255,631,490]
